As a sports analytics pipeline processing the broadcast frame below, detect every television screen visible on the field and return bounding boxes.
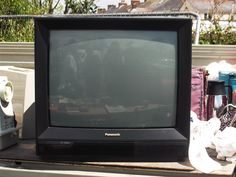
[49,30,177,128]
[35,16,192,161]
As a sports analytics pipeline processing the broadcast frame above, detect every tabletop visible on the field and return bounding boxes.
[0,140,234,177]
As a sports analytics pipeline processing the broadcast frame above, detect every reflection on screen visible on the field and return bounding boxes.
[49,30,177,128]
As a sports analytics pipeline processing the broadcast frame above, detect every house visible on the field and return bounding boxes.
[98,0,150,13]
[101,0,236,21]
[144,0,236,21]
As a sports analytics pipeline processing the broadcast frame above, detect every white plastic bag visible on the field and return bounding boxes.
[189,111,222,173]
[214,127,236,162]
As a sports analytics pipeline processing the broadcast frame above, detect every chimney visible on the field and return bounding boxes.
[118,0,127,7]
[107,5,116,10]
[131,0,140,9]
[97,8,106,13]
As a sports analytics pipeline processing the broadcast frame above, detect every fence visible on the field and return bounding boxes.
[0,13,200,43]
[1,14,236,68]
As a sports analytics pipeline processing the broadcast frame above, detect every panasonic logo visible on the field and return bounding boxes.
[105,133,121,137]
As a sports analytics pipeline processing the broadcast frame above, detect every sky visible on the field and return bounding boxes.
[94,0,145,9]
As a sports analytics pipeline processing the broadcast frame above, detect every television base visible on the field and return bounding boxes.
[37,140,188,162]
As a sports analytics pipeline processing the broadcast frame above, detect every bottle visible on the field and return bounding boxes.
[206,80,227,120]
[230,79,236,105]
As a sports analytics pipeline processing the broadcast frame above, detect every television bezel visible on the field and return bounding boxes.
[35,16,192,161]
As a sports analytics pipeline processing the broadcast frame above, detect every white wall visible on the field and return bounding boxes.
[1,43,236,68]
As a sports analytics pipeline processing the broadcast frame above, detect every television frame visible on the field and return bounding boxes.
[35,16,192,161]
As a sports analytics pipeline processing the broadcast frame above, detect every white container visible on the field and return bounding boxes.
[0,128,18,150]
[0,76,18,150]
[0,66,35,139]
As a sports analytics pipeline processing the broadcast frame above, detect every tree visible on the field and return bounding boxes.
[199,0,236,44]
[0,0,98,42]
[0,0,32,14]
[0,0,41,42]
[30,0,61,14]
[78,0,97,14]
[64,0,97,14]
[0,0,97,15]
[207,0,227,30]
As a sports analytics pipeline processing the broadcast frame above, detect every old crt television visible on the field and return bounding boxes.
[35,16,192,161]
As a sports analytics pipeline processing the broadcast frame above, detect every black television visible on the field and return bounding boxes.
[35,15,192,161]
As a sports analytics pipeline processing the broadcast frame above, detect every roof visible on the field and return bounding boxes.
[141,0,236,14]
[187,0,236,14]
[105,0,236,14]
[106,4,131,13]
[139,0,185,12]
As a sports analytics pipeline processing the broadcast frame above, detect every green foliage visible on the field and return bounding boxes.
[78,0,97,14]
[196,0,236,45]
[30,0,62,14]
[0,0,43,42]
[0,0,44,15]
[1,0,234,43]
[0,18,34,42]
[64,0,97,14]
[198,23,236,45]
[0,0,97,42]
